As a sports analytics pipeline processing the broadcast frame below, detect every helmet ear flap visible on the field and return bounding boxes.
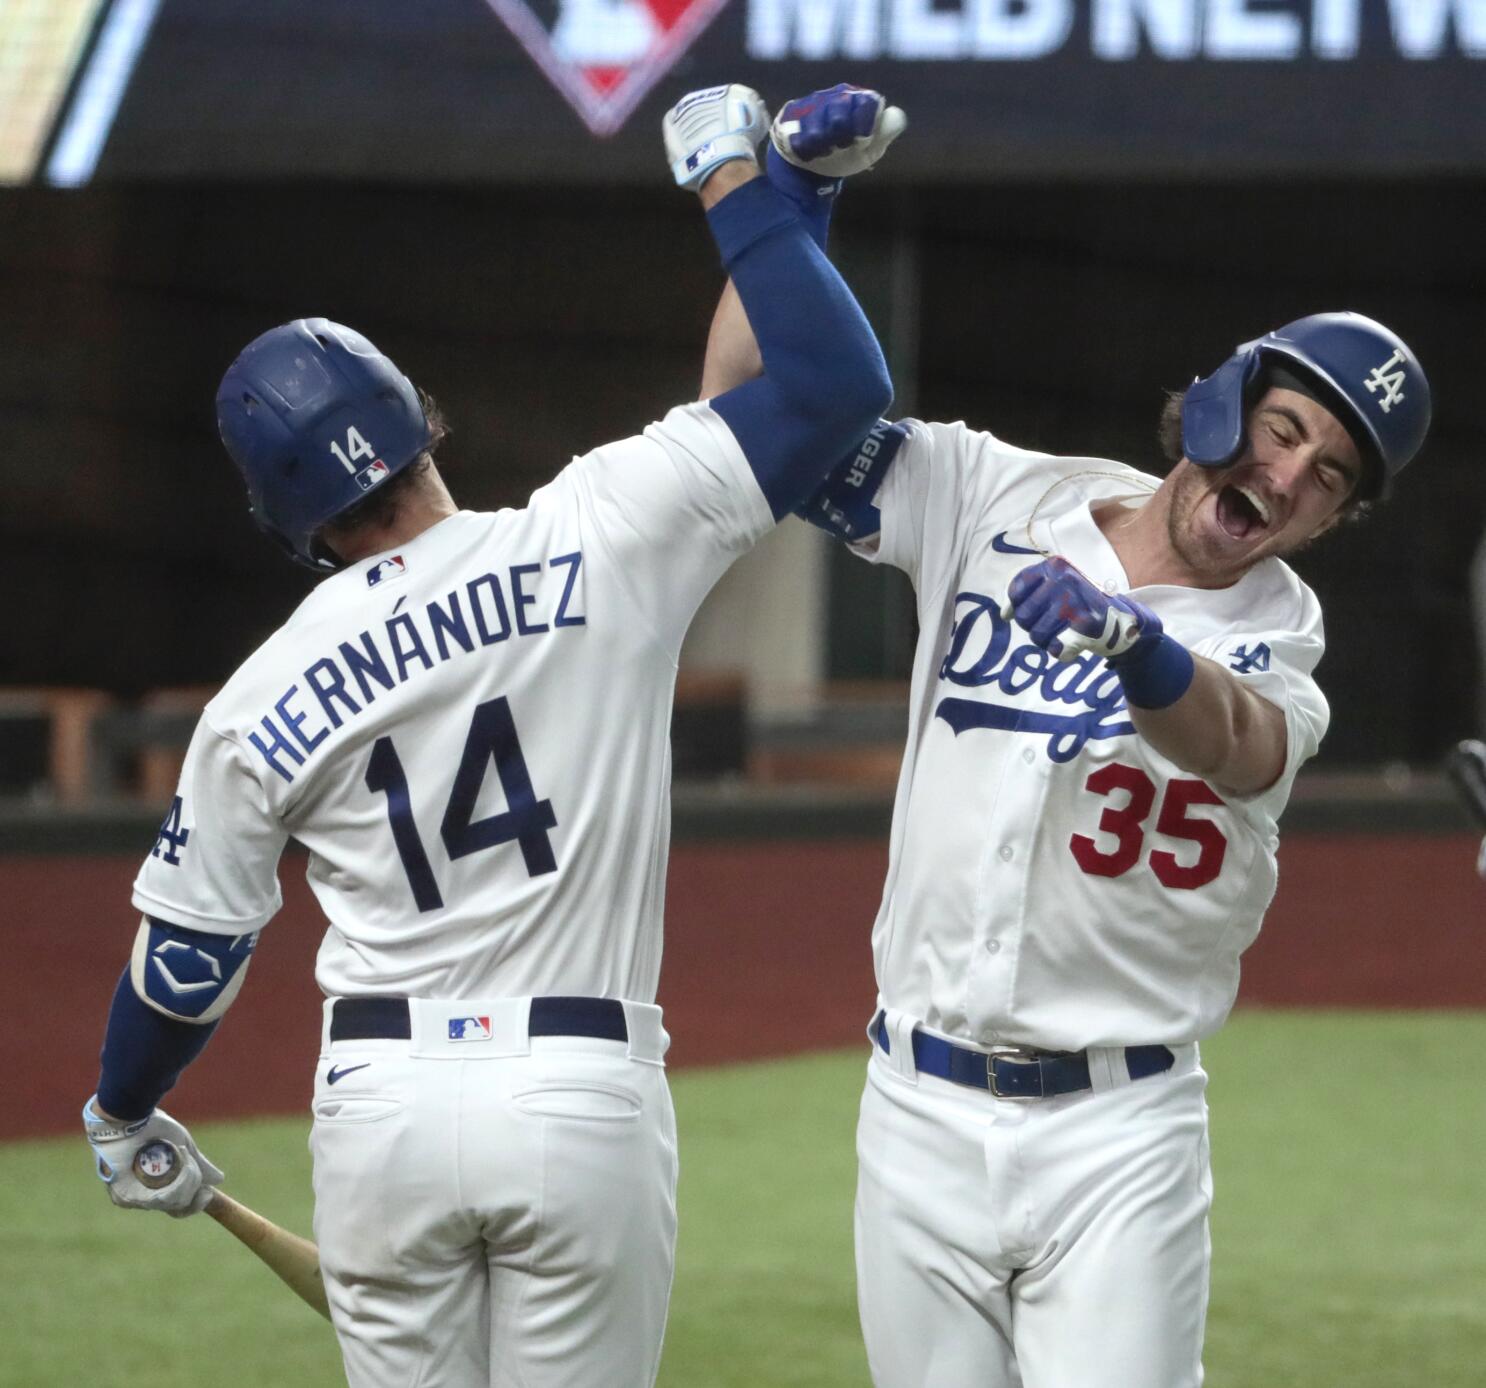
[1181,346,1260,468]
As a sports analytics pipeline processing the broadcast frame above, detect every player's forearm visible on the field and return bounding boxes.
[694,172,764,399]
[703,178,891,514]
[1126,655,1287,796]
[705,177,888,424]
[1002,560,1288,796]
[96,969,219,1121]
[696,158,757,209]
[94,915,253,1119]
[699,279,762,399]
[698,146,839,400]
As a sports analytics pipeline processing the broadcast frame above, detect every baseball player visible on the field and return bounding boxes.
[80,86,892,1388]
[712,88,1431,1387]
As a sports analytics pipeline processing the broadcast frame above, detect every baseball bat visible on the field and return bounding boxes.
[133,1141,331,1321]
[1445,740,1486,830]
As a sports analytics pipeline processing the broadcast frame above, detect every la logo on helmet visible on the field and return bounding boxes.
[1365,351,1408,413]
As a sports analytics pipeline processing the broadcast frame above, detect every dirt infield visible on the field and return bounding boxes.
[9,833,1484,1140]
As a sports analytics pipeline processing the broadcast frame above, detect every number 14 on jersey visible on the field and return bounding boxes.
[366,697,558,913]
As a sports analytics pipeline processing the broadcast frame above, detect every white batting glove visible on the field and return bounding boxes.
[770,84,907,179]
[83,1097,224,1218]
[1477,835,1486,880]
[663,84,770,191]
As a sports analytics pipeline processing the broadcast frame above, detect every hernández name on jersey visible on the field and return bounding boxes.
[934,588,1134,764]
[248,551,585,784]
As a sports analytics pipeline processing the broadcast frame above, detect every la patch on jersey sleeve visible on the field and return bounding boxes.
[132,716,288,935]
[1195,624,1330,825]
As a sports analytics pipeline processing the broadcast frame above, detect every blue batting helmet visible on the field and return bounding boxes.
[1181,312,1430,500]
[216,319,433,571]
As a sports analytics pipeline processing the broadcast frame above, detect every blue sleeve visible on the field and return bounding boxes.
[96,970,218,1121]
[704,178,891,519]
[765,144,840,252]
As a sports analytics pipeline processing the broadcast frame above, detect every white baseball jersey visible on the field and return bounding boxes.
[855,419,1329,1051]
[132,401,772,1002]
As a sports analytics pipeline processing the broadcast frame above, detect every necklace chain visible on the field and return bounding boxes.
[1021,469,1159,556]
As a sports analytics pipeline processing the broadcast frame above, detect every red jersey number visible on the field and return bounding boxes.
[1069,764,1227,889]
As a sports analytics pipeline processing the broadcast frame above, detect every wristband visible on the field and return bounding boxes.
[1112,632,1195,711]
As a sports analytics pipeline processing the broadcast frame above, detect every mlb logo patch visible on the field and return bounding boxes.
[480,0,731,136]
[354,459,391,492]
[449,1016,493,1042]
[366,555,407,588]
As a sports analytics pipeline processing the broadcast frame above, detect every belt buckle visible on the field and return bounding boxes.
[986,1045,1042,1100]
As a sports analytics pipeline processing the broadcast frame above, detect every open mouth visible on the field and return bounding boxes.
[1216,484,1271,541]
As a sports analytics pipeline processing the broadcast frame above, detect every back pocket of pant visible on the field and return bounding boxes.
[313,1096,405,1125]
[512,1083,641,1121]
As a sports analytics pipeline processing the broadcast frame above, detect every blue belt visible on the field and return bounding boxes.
[872,1012,1173,1099]
[331,996,628,1043]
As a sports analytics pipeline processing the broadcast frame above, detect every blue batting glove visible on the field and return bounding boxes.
[769,84,906,179]
[1000,558,1194,709]
[1000,557,1160,664]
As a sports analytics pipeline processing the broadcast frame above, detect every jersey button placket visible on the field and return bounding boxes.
[969,843,1014,1014]
[966,734,1039,1041]
[973,749,1045,1040]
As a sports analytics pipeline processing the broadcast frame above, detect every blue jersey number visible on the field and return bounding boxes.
[365,697,558,914]
[365,739,445,912]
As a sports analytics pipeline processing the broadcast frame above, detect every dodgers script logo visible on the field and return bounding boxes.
[482,0,732,135]
[934,591,1134,762]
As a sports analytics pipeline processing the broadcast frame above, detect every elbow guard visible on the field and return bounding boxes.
[130,917,258,1023]
[794,418,907,542]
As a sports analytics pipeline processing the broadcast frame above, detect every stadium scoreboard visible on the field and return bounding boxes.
[1,0,1481,184]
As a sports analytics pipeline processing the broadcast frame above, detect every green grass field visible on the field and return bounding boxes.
[4,1011,1484,1386]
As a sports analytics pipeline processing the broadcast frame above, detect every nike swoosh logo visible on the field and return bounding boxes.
[992,532,1042,556]
[326,1063,371,1086]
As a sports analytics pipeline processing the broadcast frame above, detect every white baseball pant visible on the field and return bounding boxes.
[855,1024,1211,1388]
[310,996,678,1388]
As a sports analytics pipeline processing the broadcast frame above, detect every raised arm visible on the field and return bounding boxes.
[666,84,896,516]
[678,85,905,482]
